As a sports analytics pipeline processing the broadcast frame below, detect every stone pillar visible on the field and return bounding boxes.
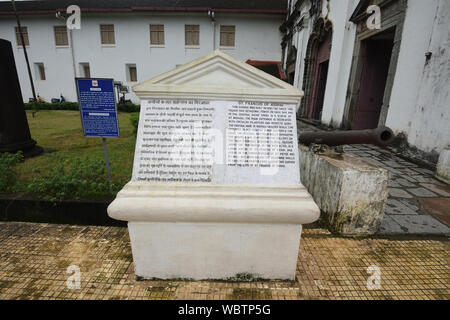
[0,39,41,157]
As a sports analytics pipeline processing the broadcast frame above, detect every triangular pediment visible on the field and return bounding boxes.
[133,50,303,104]
[350,0,381,23]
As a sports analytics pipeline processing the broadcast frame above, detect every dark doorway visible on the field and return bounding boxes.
[351,30,395,129]
[288,70,295,85]
[286,46,297,85]
[287,62,296,85]
[311,60,329,119]
[307,31,332,120]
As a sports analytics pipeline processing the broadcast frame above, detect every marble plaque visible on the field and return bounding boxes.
[133,99,300,185]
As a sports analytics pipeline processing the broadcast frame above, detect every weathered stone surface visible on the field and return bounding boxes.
[407,187,438,198]
[385,199,418,215]
[395,178,416,187]
[417,198,450,227]
[389,180,402,188]
[398,198,420,211]
[341,143,449,234]
[435,147,450,184]
[419,183,450,197]
[390,215,449,234]
[299,145,389,236]
[382,160,404,168]
[378,215,407,234]
[389,188,413,199]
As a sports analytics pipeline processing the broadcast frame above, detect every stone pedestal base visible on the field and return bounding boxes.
[108,182,320,280]
[129,222,302,280]
[0,139,43,158]
[299,145,389,236]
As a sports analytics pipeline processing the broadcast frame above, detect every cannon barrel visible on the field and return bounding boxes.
[299,127,395,147]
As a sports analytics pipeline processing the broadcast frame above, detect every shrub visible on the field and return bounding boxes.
[24,102,140,113]
[117,103,140,112]
[0,151,22,192]
[130,113,140,136]
[26,153,120,201]
[25,102,79,111]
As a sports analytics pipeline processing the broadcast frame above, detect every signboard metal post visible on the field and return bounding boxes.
[76,78,119,183]
[102,138,112,182]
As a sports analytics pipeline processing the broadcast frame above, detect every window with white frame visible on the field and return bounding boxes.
[15,26,29,46]
[100,24,115,45]
[185,25,200,46]
[220,25,235,47]
[34,63,46,80]
[79,63,91,78]
[54,26,68,46]
[127,64,137,82]
[150,24,165,45]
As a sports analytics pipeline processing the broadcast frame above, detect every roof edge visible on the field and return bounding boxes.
[0,7,287,16]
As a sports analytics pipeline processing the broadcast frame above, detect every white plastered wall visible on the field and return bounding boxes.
[0,12,284,104]
[385,0,450,154]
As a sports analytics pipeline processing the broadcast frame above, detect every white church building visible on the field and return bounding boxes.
[0,0,287,103]
[1,0,448,162]
[281,0,450,161]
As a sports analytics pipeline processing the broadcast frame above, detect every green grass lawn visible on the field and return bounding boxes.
[15,110,137,192]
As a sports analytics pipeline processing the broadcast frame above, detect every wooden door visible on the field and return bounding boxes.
[352,39,394,129]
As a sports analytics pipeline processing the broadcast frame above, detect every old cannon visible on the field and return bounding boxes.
[299,127,395,147]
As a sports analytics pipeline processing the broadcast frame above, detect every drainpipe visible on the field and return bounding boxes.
[56,12,77,79]
[208,10,216,50]
[69,29,77,77]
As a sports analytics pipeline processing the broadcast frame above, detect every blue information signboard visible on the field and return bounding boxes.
[76,78,120,138]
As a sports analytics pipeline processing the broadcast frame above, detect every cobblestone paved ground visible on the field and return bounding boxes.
[343,144,450,235]
[297,120,450,235]
[0,222,448,300]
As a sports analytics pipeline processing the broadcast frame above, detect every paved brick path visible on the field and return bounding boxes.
[0,222,448,300]
[297,120,450,235]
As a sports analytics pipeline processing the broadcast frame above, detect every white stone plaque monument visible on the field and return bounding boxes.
[108,50,320,280]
